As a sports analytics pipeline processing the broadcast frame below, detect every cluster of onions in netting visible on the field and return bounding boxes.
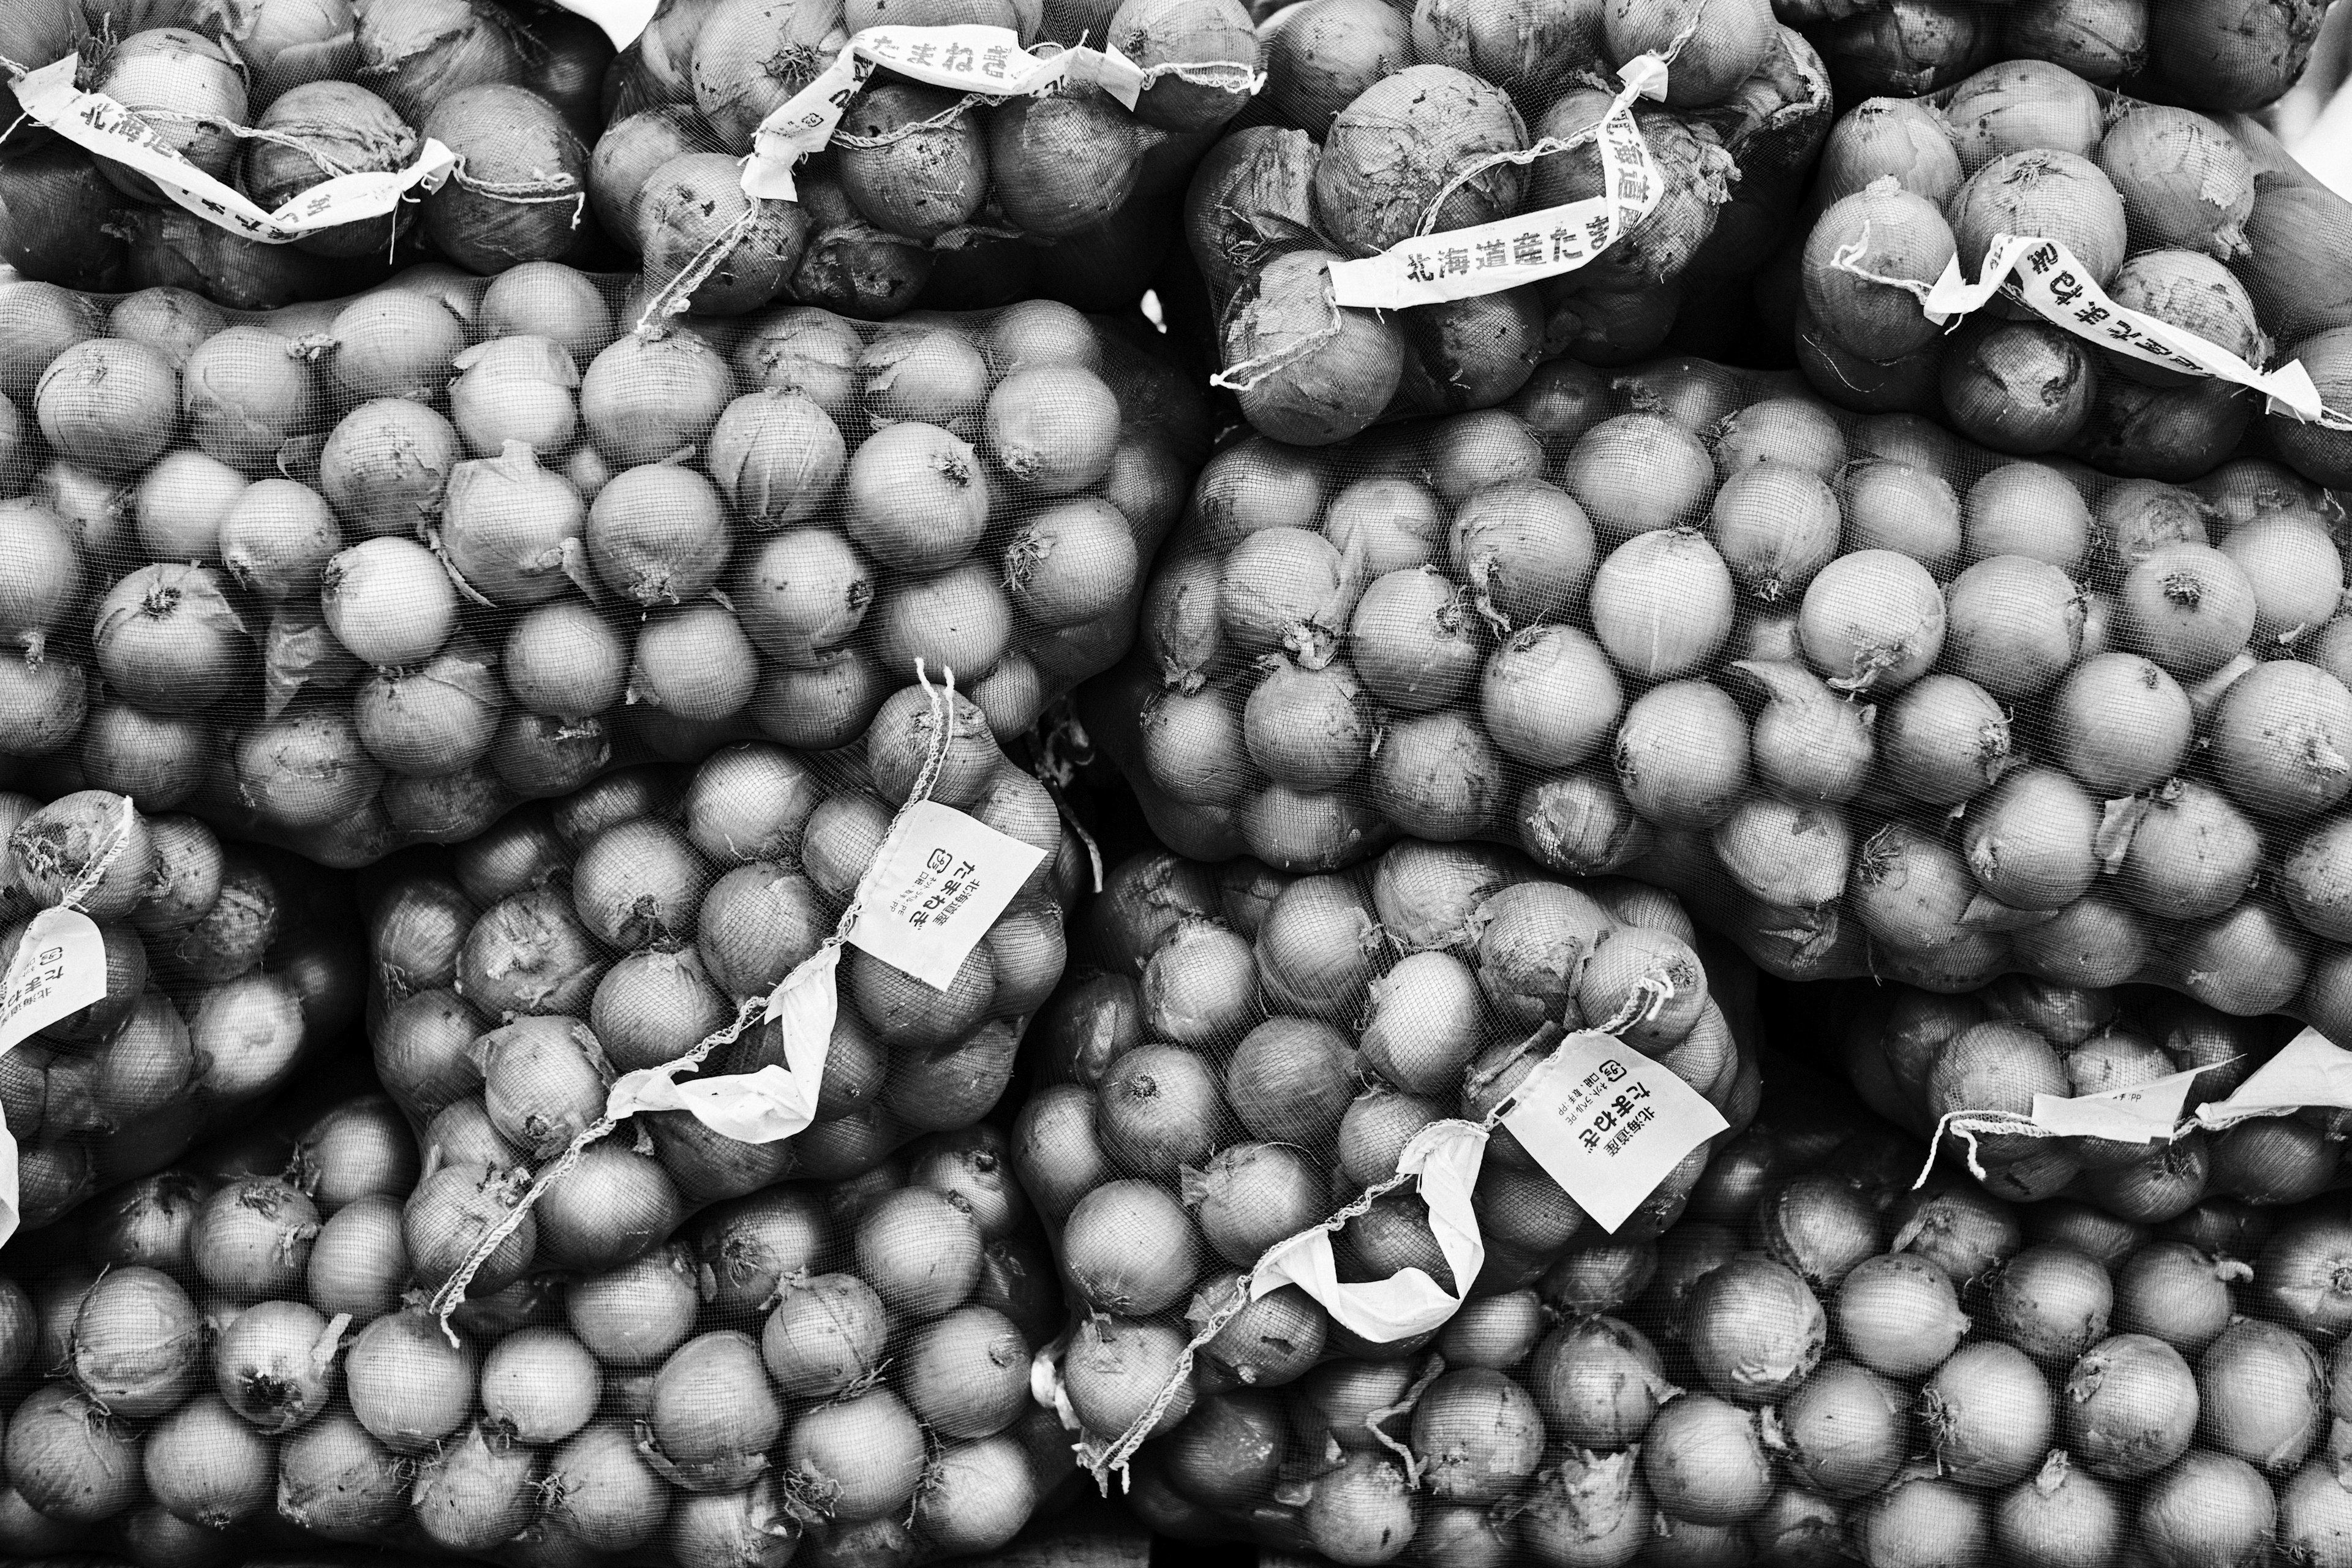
[1118,1058,2352,1566]
[0,0,619,303]
[1836,972,2323,1222]
[590,0,1261,323]
[0,787,363,1233]
[1781,60,2352,489]
[1185,0,1835,446]
[1090,340,2352,1035]
[0,1080,1076,1567]
[1799,0,2336,113]
[0,264,1204,870]
[1012,841,1760,1479]
[366,735,1085,1308]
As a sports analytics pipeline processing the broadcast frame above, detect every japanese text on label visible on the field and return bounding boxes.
[0,907,107,1057]
[1500,1030,1727,1232]
[845,800,1046,990]
[2029,1064,2205,1142]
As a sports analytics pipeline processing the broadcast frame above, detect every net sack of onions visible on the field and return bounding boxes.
[0,0,627,305]
[1180,0,1833,446]
[1827,971,2352,1226]
[0,1064,1084,1568]
[1798,0,2337,114]
[0,786,364,1238]
[1013,839,1763,1499]
[1107,1037,2352,1567]
[0,260,1207,872]
[586,0,1262,327]
[1085,335,2352,1040]
[1775,56,2352,491]
[362,733,1089,1347]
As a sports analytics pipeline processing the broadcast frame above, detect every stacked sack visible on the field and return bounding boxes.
[0,787,363,1235]
[591,0,1261,322]
[1112,1058,2352,1566]
[364,729,1088,1318]
[1085,345,2352,1036]
[1837,973,2323,1218]
[0,0,620,302]
[1781,54,2352,489]
[1795,0,2336,114]
[0,1082,1079,1565]
[0,265,1206,868]
[1186,0,1831,446]
[1013,842,1760,1499]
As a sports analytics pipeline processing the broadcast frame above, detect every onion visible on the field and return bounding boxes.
[854,1186,983,1320]
[5,1383,140,1524]
[1838,1251,1971,1376]
[2136,1450,2278,1568]
[639,1329,784,1494]
[2149,0,2329,110]
[274,1409,405,1541]
[567,1245,699,1368]
[209,1297,340,1435]
[1525,1313,1664,1449]
[1610,677,1751,828]
[1218,252,1405,447]
[581,328,737,469]
[68,1264,202,1419]
[190,1175,318,1297]
[458,884,607,1020]
[1640,1392,1773,1527]
[897,1303,1029,1444]
[307,1194,409,1322]
[1681,1253,1827,1406]
[1920,1342,2053,1487]
[141,1395,271,1536]
[318,397,461,540]
[404,1161,537,1297]
[2056,1330,2199,1483]
[374,989,483,1120]
[2282,1460,2352,1568]
[411,1419,541,1554]
[782,1386,927,1519]
[1982,1243,2113,1368]
[290,1094,417,1216]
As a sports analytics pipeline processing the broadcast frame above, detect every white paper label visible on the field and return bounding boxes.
[603,943,839,1142]
[2196,1028,2352,1128]
[1323,55,1668,311]
[1249,1118,1489,1343]
[1500,1030,1728,1233]
[10,55,459,246]
[2030,1064,2204,1142]
[0,1116,18,1251]
[744,27,1156,202]
[544,0,661,48]
[845,801,1046,990]
[0,907,107,1057]
[1838,231,2352,431]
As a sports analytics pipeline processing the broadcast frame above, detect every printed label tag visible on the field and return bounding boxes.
[0,907,107,1057]
[1839,230,2352,431]
[845,800,1046,990]
[1250,1118,1489,1343]
[1324,55,1668,311]
[10,56,459,246]
[0,1116,17,1251]
[603,944,839,1143]
[2030,1063,2204,1142]
[543,0,661,48]
[745,26,1158,201]
[1501,1030,1728,1233]
[2196,1029,2352,1128]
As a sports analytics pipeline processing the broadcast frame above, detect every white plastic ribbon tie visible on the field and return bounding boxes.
[745,26,1168,203]
[7,55,458,246]
[2029,1063,2205,1142]
[1322,53,1670,311]
[2196,1028,2352,1128]
[1834,229,2352,430]
[1248,1117,1491,1343]
[543,0,661,48]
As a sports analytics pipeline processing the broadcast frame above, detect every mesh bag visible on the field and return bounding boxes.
[589,0,1261,323]
[0,1059,1089,1567]
[0,0,625,307]
[1772,60,2352,491]
[1091,339,2352,1042]
[1178,0,1831,447]
[1014,841,1763,1501]
[1113,1047,2352,1568]
[0,787,364,1238]
[1829,973,2331,1220]
[0,263,1207,871]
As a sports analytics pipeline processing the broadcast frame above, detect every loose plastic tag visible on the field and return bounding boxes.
[1324,55,1669,311]
[2029,1064,2204,1142]
[745,27,1152,201]
[2196,1029,2352,1128]
[9,56,459,246]
[602,944,839,1143]
[845,801,1046,990]
[1250,1119,1487,1343]
[542,0,661,48]
[1844,230,2352,430]
[0,907,107,1057]
[1501,1030,1728,1233]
